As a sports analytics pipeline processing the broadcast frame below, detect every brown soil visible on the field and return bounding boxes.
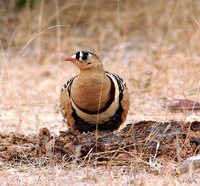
[0,121,199,175]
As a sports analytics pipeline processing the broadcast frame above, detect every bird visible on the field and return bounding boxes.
[60,50,130,133]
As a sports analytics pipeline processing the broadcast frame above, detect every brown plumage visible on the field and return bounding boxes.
[60,51,130,133]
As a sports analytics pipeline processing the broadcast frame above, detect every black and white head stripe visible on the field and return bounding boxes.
[72,51,100,61]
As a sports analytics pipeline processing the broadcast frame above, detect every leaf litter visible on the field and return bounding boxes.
[0,120,199,174]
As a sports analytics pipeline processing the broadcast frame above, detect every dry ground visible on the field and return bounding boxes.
[0,0,200,185]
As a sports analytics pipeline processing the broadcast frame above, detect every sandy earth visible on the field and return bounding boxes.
[1,1,200,185]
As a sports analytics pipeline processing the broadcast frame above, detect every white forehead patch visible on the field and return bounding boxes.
[71,54,76,59]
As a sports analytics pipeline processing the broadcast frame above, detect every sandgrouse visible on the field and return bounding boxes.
[60,51,130,133]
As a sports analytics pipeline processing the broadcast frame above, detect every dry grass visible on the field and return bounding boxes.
[0,0,200,185]
[0,165,199,186]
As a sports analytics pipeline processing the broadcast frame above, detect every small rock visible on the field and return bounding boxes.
[179,155,200,174]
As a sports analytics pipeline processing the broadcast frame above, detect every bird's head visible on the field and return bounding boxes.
[65,51,103,71]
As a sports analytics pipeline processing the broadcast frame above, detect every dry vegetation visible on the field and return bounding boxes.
[0,0,200,185]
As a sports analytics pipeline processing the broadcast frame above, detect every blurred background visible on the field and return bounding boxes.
[0,0,200,133]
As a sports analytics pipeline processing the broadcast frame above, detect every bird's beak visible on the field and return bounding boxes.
[64,57,75,62]
[64,54,83,69]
